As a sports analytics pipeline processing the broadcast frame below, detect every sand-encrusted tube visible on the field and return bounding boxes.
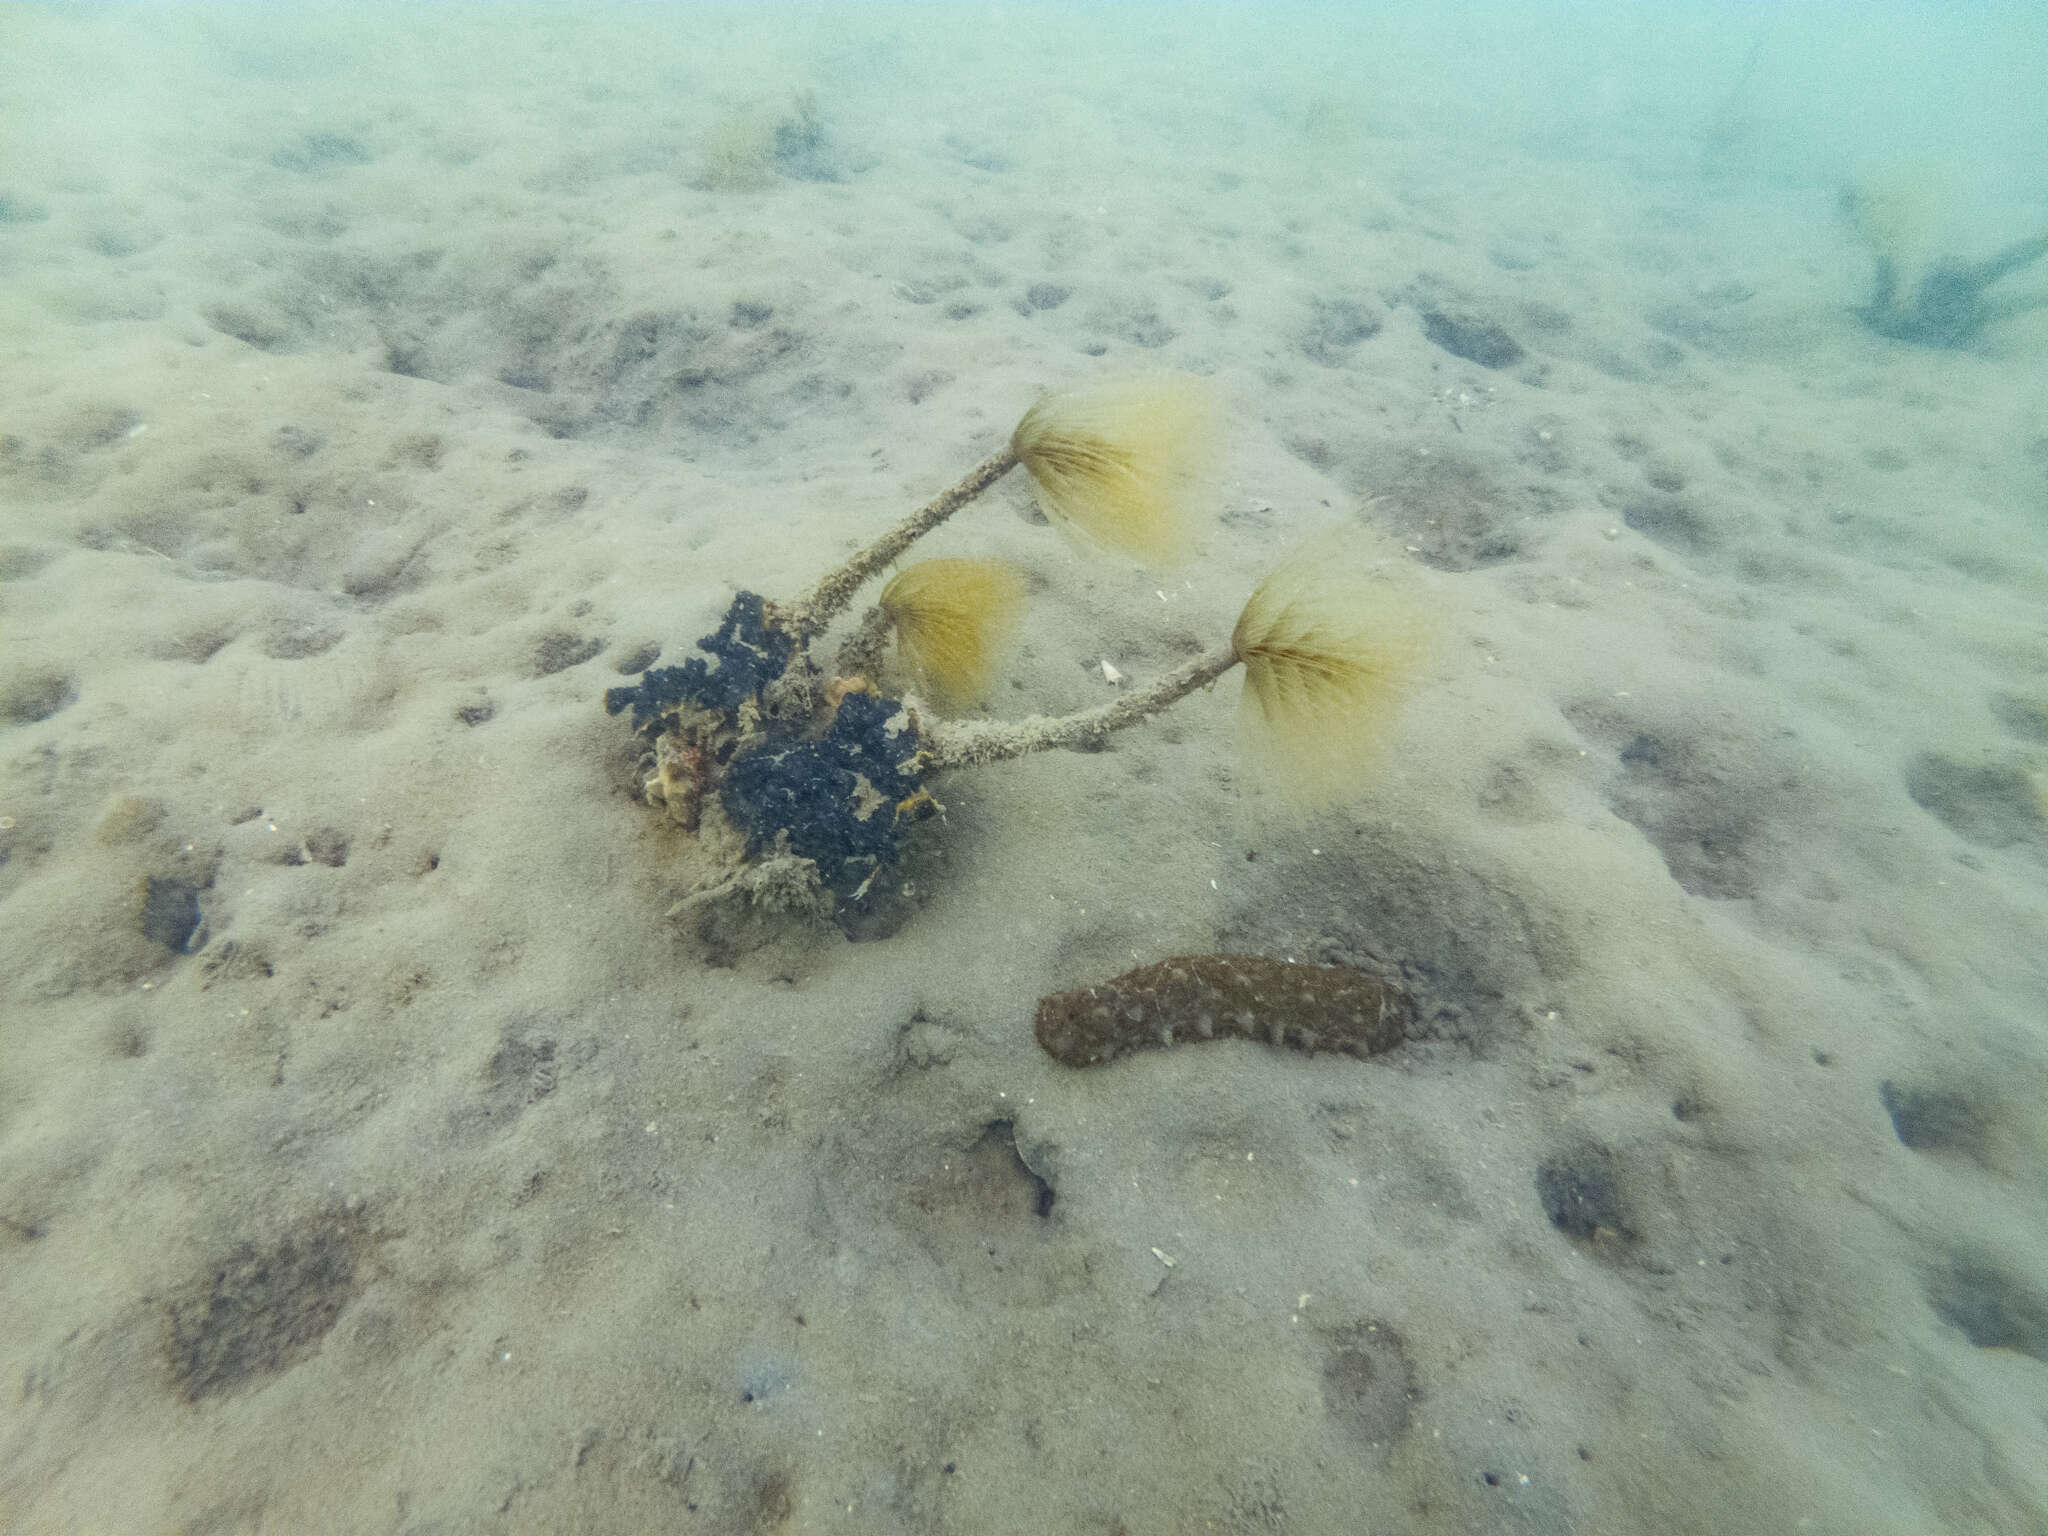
[785,372,1221,638]
[784,448,1018,638]
[918,645,1238,771]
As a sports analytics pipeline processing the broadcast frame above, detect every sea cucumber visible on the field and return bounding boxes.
[1034,954,1411,1069]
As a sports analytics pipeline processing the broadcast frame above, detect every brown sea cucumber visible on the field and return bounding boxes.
[1034,954,1410,1069]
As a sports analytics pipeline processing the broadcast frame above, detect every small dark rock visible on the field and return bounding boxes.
[1301,297,1382,365]
[1879,1079,1988,1159]
[1320,1321,1417,1448]
[614,642,662,675]
[533,631,603,676]
[1535,1147,1633,1242]
[1922,1258,2048,1361]
[2,670,78,725]
[1421,309,1525,369]
[304,827,350,868]
[140,875,204,952]
[1987,693,2048,744]
[1904,753,2045,848]
[270,132,372,174]
[0,193,52,224]
[273,425,325,459]
[165,1214,368,1401]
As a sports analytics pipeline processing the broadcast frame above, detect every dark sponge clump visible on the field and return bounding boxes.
[603,591,794,733]
[721,691,928,898]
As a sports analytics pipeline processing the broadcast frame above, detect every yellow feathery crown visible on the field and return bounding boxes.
[1231,543,1431,802]
[1009,372,1221,567]
[879,558,1028,713]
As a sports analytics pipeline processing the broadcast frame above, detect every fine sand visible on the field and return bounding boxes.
[4,6,2047,1533]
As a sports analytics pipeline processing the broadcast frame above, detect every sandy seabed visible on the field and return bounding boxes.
[3,6,2047,1533]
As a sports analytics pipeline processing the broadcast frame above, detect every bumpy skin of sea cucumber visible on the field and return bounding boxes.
[1034,954,1411,1068]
